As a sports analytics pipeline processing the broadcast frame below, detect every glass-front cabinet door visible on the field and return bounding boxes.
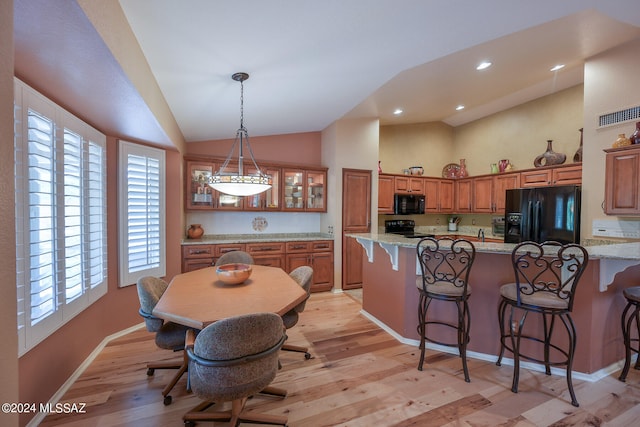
[283,169,305,211]
[186,161,215,210]
[211,162,243,210]
[306,169,325,212]
[244,167,280,211]
[282,168,327,212]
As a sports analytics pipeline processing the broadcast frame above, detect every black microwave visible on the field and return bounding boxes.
[394,193,425,215]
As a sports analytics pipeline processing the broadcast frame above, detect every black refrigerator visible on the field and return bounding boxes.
[504,185,581,244]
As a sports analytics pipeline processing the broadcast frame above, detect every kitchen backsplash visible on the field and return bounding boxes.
[186,211,322,235]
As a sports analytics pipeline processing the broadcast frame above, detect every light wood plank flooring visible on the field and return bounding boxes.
[41,291,640,426]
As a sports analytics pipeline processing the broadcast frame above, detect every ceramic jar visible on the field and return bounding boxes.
[187,224,204,239]
[630,122,640,145]
[613,133,631,148]
[533,140,566,167]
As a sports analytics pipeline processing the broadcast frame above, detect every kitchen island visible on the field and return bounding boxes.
[347,232,640,379]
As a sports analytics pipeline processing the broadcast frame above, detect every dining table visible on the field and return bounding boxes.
[152,265,308,330]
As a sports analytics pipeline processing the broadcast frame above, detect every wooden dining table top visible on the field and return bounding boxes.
[152,265,308,330]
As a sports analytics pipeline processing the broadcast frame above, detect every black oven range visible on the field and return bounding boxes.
[384,219,435,239]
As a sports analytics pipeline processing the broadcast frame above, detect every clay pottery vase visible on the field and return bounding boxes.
[573,128,583,162]
[457,159,468,178]
[534,140,566,167]
[187,224,204,239]
[498,159,509,173]
[630,122,640,145]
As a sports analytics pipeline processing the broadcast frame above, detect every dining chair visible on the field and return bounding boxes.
[619,286,640,382]
[281,266,314,359]
[496,241,588,407]
[136,276,196,405]
[182,312,288,427]
[214,250,254,266]
[416,236,476,382]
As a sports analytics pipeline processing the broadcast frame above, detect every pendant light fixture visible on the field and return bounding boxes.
[207,72,272,196]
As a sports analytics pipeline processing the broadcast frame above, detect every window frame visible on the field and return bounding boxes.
[14,79,108,356]
[118,140,166,287]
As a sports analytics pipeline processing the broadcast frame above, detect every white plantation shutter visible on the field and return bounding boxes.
[14,79,108,355]
[118,141,166,286]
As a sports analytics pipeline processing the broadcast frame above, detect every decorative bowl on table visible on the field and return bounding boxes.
[216,263,252,285]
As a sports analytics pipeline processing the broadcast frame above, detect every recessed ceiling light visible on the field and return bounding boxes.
[476,61,492,71]
[456,105,465,111]
[393,108,403,115]
[550,64,565,72]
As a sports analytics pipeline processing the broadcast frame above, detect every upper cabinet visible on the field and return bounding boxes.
[282,168,327,212]
[424,178,454,213]
[521,164,582,187]
[604,146,640,215]
[377,174,395,214]
[185,157,327,212]
[394,176,425,194]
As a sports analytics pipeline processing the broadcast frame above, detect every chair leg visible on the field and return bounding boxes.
[510,307,527,394]
[496,298,507,366]
[282,343,312,360]
[457,299,471,382]
[183,396,288,427]
[619,301,638,382]
[160,350,189,406]
[560,313,579,407]
[416,292,428,371]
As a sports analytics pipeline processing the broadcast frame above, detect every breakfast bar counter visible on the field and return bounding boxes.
[347,232,640,378]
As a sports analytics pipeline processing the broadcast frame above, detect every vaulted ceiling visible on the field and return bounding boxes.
[13,1,640,149]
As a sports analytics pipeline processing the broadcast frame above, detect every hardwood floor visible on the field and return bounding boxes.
[40,291,640,427]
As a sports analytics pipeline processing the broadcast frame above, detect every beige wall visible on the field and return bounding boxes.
[0,0,18,425]
[453,85,584,176]
[379,122,454,176]
[582,37,640,240]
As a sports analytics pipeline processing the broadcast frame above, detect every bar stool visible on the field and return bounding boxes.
[619,286,640,382]
[496,241,588,407]
[416,237,476,382]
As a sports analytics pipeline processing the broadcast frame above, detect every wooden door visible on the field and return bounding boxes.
[438,179,455,212]
[493,173,520,214]
[455,179,473,213]
[377,174,394,213]
[342,169,371,290]
[605,147,640,215]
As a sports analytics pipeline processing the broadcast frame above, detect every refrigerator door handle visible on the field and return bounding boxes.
[523,200,533,240]
[533,200,541,242]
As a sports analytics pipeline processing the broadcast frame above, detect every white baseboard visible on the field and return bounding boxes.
[359,308,628,383]
[26,323,145,427]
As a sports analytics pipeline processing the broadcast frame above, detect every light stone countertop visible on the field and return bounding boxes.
[182,233,334,245]
[346,232,640,261]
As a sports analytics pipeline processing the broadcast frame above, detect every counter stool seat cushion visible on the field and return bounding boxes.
[499,282,569,310]
[416,277,472,297]
[623,286,640,303]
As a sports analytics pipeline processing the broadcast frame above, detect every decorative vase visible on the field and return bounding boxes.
[498,159,509,173]
[612,133,631,148]
[630,121,640,145]
[533,140,566,167]
[573,128,583,163]
[490,163,499,174]
[187,224,204,239]
[377,161,382,173]
[457,159,468,178]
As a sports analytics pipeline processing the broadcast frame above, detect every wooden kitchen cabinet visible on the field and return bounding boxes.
[282,168,327,212]
[186,160,216,210]
[423,178,454,213]
[455,179,473,213]
[493,173,521,214]
[244,166,281,211]
[472,176,494,213]
[378,174,395,213]
[394,176,424,194]
[520,164,582,187]
[604,146,640,215]
[286,240,334,292]
[246,241,286,268]
[182,244,216,272]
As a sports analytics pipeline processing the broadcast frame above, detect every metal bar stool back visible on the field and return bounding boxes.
[619,286,640,382]
[416,236,476,382]
[496,241,588,407]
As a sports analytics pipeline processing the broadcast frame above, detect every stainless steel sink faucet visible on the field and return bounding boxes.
[477,228,485,242]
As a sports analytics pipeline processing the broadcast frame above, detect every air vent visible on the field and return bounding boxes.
[598,105,640,128]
